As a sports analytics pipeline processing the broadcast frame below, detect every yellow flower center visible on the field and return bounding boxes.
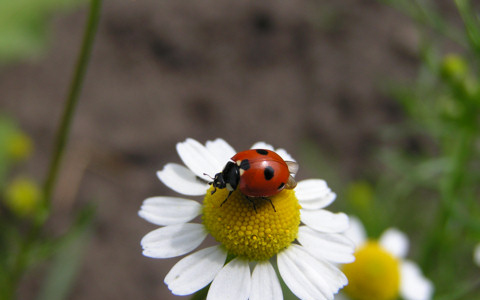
[342,241,400,300]
[202,187,301,261]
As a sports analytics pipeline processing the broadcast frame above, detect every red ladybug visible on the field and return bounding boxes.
[209,149,298,210]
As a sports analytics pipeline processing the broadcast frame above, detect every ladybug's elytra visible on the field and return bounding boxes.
[209,149,298,210]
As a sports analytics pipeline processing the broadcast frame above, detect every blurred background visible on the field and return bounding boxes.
[0,0,479,299]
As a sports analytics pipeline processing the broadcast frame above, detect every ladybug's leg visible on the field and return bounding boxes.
[220,190,233,207]
[245,196,258,213]
[261,197,276,212]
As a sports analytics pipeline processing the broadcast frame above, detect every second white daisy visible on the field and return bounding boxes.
[340,217,434,300]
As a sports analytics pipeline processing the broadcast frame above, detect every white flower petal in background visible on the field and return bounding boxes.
[157,163,209,196]
[274,148,295,162]
[297,226,355,263]
[301,209,349,233]
[176,138,224,181]
[165,245,227,295]
[278,245,346,300]
[379,228,409,259]
[141,223,207,258]
[296,179,336,209]
[207,258,251,300]
[474,243,480,267]
[341,217,433,300]
[249,142,295,162]
[206,138,236,166]
[250,142,274,151]
[400,260,434,300]
[343,216,367,248]
[138,196,202,226]
[250,261,283,300]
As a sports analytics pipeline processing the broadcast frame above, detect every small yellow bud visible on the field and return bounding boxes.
[441,54,468,81]
[6,132,33,162]
[4,177,42,218]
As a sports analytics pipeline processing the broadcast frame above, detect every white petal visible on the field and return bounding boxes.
[138,196,202,226]
[344,216,367,248]
[165,245,227,295]
[379,228,409,259]
[274,148,295,162]
[205,138,236,166]
[297,226,355,263]
[295,179,336,209]
[299,192,336,210]
[474,243,480,267]
[141,223,207,258]
[207,258,251,300]
[176,138,224,181]
[250,261,282,300]
[277,244,347,300]
[157,163,209,196]
[250,142,274,151]
[400,260,434,300]
[301,209,349,233]
[250,142,295,162]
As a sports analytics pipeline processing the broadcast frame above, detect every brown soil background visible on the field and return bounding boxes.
[0,0,430,299]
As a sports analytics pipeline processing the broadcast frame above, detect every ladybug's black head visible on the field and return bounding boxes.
[210,172,227,195]
[210,161,240,195]
[212,172,226,188]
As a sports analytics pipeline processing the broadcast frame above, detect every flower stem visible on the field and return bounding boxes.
[8,0,102,297]
[42,0,102,217]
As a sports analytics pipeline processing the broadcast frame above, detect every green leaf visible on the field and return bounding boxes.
[0,0,86,64]
[36,204,96,300]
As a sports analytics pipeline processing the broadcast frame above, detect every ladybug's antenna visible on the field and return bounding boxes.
[203,173,217,194]
[203,173,214,185]
[203,173,214,180]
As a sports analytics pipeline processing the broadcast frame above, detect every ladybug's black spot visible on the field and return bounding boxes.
[264,166,274,180]
[240,159,250,170]
[277,182,285,190]
[256,149,269,155]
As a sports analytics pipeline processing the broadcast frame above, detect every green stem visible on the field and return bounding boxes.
[7,0,103,298]
[42,0,102,216]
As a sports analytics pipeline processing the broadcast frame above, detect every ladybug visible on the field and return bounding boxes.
[209,149,298,211]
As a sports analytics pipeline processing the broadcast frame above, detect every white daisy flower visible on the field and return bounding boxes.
[139,138,355,300]
[339,217,434,300]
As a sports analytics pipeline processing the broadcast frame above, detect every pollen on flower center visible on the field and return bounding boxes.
[202,187,301,261]
[342,241,400,300]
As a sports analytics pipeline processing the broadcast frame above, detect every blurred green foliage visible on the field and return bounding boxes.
[0,0,85,64]
[303,1,480,299]
[356,0,479,299]
[0,0,101,298]
[0,115,95,300]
